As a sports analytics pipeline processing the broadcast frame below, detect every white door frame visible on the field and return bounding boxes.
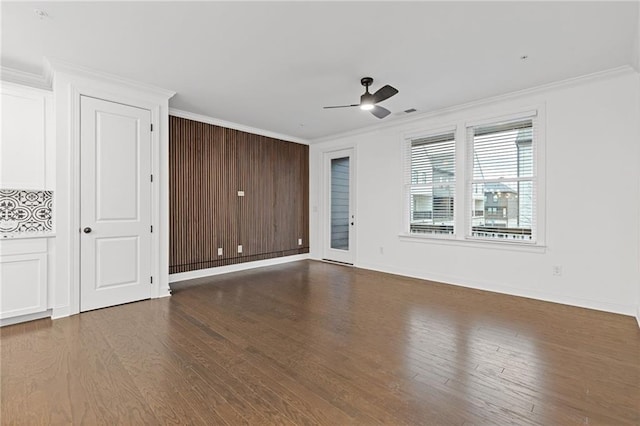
[50,59,175,318]
[322,147,356,264]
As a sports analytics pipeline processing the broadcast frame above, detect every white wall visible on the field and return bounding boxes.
[310,69,640,316]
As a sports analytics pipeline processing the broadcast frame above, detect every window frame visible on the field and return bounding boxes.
[400,107,546,250]
[466,114,538,244]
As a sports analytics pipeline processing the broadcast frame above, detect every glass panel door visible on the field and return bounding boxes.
[324,148,355,264]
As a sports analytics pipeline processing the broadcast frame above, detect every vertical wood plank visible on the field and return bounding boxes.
[169,116,309,273]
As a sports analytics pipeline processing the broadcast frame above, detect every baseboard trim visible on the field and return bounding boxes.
[356,261,636,317]
[155,288,172,298]
[51,305,71,319]
[1,309,52,327]
[169,254,310,283]
[636,305,640,329]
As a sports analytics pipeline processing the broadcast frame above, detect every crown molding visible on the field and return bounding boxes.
[44,57,176,100]
[169,108,310,145]
[0,66,52,91]
[311,65,637,144]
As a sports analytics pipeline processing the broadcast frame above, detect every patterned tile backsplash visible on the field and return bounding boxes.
[0,189,53,233]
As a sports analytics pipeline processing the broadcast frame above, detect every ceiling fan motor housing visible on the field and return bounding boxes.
[361,92,374,104]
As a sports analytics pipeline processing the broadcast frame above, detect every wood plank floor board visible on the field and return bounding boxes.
[169,296,391,424]
[2,260,639,425]
[87,305,235,425]
[172,286,472,426]
[120,301,271,426]
[162,321,306,426]
[184,272,544,422]
[170,273,545,425]
[166,307,357,426]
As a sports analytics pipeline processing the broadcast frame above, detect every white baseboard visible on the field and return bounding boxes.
[1,309,52,327]
[156,288,172,298]
[169,254,310,283]
[355,261,637,317]
[636,305,640,328]
[51,305,71,319]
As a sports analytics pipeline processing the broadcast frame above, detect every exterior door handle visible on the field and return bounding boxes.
[83,227,92,234]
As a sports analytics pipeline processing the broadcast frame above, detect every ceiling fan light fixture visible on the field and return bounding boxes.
[360,92,374,110]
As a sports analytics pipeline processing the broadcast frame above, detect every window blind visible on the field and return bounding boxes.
[466,117,537,242]
[405,132,456,235]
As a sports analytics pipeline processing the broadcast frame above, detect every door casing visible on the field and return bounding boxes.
[50,61,174,319]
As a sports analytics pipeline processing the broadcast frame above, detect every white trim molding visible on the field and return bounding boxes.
[0,310,52,327]
[169,254,310,283]
[45,58,175,101]
[169,108,310,145]
[51,60,175,317]
[1,66,52,91]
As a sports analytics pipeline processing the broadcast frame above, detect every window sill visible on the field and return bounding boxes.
[398,233,546,253]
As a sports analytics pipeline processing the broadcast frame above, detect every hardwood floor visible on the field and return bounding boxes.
[2,260,639,425]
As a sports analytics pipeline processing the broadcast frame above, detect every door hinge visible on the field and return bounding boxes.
[150,225,153,233]
[150,276,153,284]
[150,174,153,182]
[150,123,153,132]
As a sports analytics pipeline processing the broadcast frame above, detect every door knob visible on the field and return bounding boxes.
[83,227,92,234]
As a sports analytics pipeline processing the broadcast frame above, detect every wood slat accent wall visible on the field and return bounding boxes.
[169,116,309,274]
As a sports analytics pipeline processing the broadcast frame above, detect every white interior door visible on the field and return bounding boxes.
[324,148,355,264]
[80,96,152,312]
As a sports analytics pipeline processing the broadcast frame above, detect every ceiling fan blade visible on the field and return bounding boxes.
[323,104,359,109]
[372,85,399,104]
[370,105,391,119]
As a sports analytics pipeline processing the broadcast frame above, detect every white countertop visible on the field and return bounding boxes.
[1,232,56,240]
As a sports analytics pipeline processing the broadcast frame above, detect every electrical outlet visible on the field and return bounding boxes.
[552,265,562,276]
[238,245,243,253]
[217,247,223,256]
[237,191,245,197]
[298,238,302,245]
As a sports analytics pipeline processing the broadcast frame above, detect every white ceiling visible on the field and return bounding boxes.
[2,1,638,141]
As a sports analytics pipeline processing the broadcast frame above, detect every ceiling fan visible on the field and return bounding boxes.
[324,77,399,119]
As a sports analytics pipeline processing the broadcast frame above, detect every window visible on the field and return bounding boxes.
[467,117,536,242]
[405,131,456,235]
[403,110,541,246]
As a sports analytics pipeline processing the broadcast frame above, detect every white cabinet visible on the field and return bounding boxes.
[0,82,54,190]
[0,238,48,323]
